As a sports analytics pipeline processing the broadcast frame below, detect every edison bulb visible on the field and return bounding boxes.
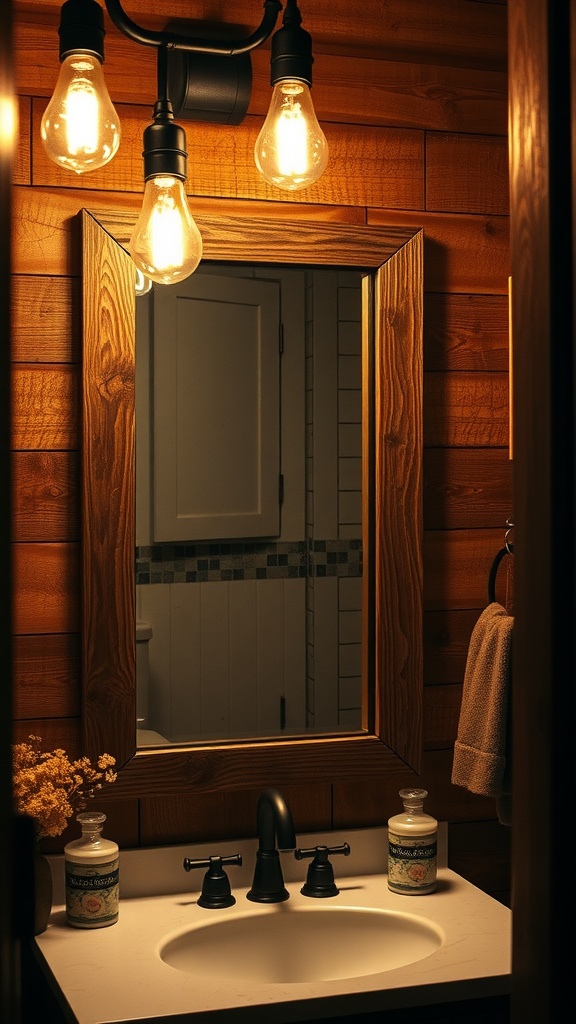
[129,176,203,286]
[254,80,328,191]
[41,53,120,174]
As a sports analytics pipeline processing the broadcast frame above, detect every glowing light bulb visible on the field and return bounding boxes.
[255,80,328,191]
[129,175,203,286]
[41,52,121,173]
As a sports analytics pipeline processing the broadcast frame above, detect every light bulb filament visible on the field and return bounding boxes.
[148,178,185,273]
[276,95,307,175]
[65,70,99,156]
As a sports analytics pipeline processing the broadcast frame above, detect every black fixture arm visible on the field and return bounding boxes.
[104,0,283,54]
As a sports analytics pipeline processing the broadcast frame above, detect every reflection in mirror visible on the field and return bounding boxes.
[81,210,423,797]
[135,264,364,745]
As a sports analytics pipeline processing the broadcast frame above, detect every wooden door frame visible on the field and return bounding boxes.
[509,1,576,1019]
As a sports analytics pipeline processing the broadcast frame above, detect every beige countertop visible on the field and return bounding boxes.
[34,829,511,1024]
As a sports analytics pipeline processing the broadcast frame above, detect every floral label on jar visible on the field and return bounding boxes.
[387,832,437,895]
[66,858,119,927]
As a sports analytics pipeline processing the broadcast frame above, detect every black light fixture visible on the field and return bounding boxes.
[41,0,328,283]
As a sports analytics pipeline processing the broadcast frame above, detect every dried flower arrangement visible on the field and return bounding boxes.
[12,735,117,839]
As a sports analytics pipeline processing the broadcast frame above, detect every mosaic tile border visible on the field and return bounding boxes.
[136,539,362,584]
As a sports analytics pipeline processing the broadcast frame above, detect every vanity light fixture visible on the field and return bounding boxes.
[42,0,328,282]
[41,0,121,174]
[254,0,328,191]
[129,48,203,285]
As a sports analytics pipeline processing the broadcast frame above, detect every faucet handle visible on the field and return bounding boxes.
[294,843,351,898]
[183,854,242,909]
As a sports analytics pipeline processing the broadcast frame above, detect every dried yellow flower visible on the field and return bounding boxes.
[12,735,117,838]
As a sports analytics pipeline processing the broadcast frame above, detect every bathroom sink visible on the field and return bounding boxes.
[36,833,511,1023]
[159,905,444,984]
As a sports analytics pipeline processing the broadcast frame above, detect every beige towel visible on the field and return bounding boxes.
[451,602,513,826]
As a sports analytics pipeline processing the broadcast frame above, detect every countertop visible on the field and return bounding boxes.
[34,829,511,1024]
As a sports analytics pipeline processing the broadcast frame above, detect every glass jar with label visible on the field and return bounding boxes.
[64,811,119,928]
[387,788,437,895]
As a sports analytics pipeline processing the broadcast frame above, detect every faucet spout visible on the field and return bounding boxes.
[256,787,296,852]
[247,788,296,903]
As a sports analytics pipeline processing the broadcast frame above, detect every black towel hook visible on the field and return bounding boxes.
[488,519,514,604]
[504,517,514,554]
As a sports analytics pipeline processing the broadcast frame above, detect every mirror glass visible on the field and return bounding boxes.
[81,210,423,796]
[135,263,364,745]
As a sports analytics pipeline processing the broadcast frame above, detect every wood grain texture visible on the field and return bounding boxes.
[426,133,509,215]
[16,25,508,133]
[372,233,423,770]
[11,364,78,449]
[423,528,505,610]
[424,371,509,447]
[82,211,136,767]
[11,717,80,755]
[13,0,508,70]
[424,292,509,371]
[11,275,79,362]
[12,542,79,634]
[14,95,30,185]
[12,451,79,541]
[139,785,333,846]
[424,449,512,529]
[332,749,500,826]
[424,609,485,685]
[423,682,463,749]
[369,208,510,293]
[12,633,80,717]
[11,186,364,276]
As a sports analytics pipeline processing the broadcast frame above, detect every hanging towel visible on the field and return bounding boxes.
[451,602,513,826]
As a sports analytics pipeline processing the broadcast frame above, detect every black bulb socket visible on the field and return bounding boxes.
[142,108,187,182]
[270,19,313,87]
[58,0,106,63]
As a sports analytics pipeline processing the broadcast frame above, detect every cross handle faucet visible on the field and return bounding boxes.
[246,787,297,903]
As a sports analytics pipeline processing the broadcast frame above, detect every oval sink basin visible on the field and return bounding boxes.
[160,906,444,984]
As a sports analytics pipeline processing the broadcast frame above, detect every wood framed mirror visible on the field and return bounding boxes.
[81,209,423,797]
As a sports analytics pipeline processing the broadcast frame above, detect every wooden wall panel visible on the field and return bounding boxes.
[424,528,505,610]
[13,0,508,71]
[12,451,78,542]
[15,24,508,133]
[426,133,510,215]
[370,208,510,293]
[424,371,509,447]
[12,365,78,449]
[12,542,79,633]
[14,95,30,185]
[424,293,509,371]
[424,449,513,529]
[10,186,364,276]
[11,276,79,362]
[12,634,80,718]
[424,609,484,685]
[11,0,512,907]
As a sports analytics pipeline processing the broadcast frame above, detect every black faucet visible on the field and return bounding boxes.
[246,787,297,903]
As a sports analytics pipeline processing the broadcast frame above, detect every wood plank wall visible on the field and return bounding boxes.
[11,0,512,904]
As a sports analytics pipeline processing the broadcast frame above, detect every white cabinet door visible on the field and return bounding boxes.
[152,273,281,541]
